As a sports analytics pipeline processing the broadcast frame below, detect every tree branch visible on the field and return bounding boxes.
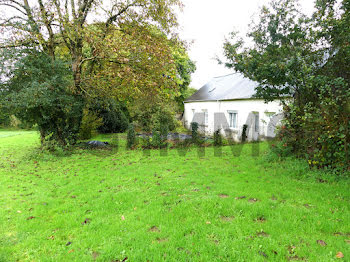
[0,2,26,16]
[105,0,139,26]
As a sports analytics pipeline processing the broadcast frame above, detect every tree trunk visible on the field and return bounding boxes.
[39,128,45,147]
[72,47,83,93]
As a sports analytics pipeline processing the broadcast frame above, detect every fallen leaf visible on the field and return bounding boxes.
[220,216,235,222]
[82,218,91,225]
[259,251,268,258]
[336,252,344,258]
[219,194,229,198]
[149,226,160,232]
[206,221,211,224]
[26,216,35,220]
[288,245,296,254]
[287,255,303,261]
[317,240,327,246]
[68,249,74,254]
[254,216,266,223]
[156,237,168,243]
[235,196,246,200]
[256,231,269,237]
[92,251,99,260]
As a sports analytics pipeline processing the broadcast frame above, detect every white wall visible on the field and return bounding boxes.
[183,99,283,141]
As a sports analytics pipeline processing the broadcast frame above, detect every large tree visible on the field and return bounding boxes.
[0,0,187,145]
[1,51,83,146]
[0,0,182,93]
[222,0,349,169]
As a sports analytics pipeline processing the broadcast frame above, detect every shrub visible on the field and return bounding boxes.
[94,99,129,134]
[132,103,177,133]
[140,135,152,149]
[0,109,10,127]
[241,124,248,142]
[1,51,84,147]
[79,109,103,140]
[127,124,136,149]
[213,129,223,146]
[276,77,350,171]
[151,130,168,149]
[191,122,199,144]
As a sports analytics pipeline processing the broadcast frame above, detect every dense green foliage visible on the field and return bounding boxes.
[172,46,197,111]
[213,129,223,146]
[0,52,83,147]
[1,130,349,261]
[78,108,103,140]
[222,0,350,170]
[0,109,10,127]
[0,0,195,147]
[191,122,199,144]
[132,101,178,133]
[88,99,129,134]
[127,124,137,149]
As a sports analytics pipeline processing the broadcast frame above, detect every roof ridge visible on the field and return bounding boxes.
[212,72,238,79]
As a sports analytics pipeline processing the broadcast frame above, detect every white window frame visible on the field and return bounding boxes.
[202,109,208,125]
[228,110,238,129]
[254,112,260,132]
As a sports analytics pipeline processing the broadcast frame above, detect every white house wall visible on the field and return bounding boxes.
[183,99,283,141]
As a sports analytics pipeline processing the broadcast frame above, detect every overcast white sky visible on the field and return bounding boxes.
[177,0,315,89]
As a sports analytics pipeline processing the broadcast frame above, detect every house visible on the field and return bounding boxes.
[183,73,284,141]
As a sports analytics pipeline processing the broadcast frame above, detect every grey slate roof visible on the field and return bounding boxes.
[185,73,259,102]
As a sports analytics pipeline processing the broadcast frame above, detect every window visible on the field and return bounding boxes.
[201,109,208,125]
[254,113,260,132]
[228,111,238,128]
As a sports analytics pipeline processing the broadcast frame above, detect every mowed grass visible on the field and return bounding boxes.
[0,130,349,262]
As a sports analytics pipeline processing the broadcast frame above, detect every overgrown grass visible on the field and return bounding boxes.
[0,130,349,261]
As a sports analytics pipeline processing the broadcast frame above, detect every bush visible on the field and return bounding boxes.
[140,135,152,149]
[151,130,168,149]
[277,77,350,171]
[133,103,177,133]
[241,124,248,142]
[191,122,199,144]
[213,129,223,146]
[93,99,129,134]
[127,124,136,149]
[1,51,84,147]
[79,108,103,140]
[0,109,10,127]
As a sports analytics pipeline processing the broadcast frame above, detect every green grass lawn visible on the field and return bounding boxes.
[0,130,349,261]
